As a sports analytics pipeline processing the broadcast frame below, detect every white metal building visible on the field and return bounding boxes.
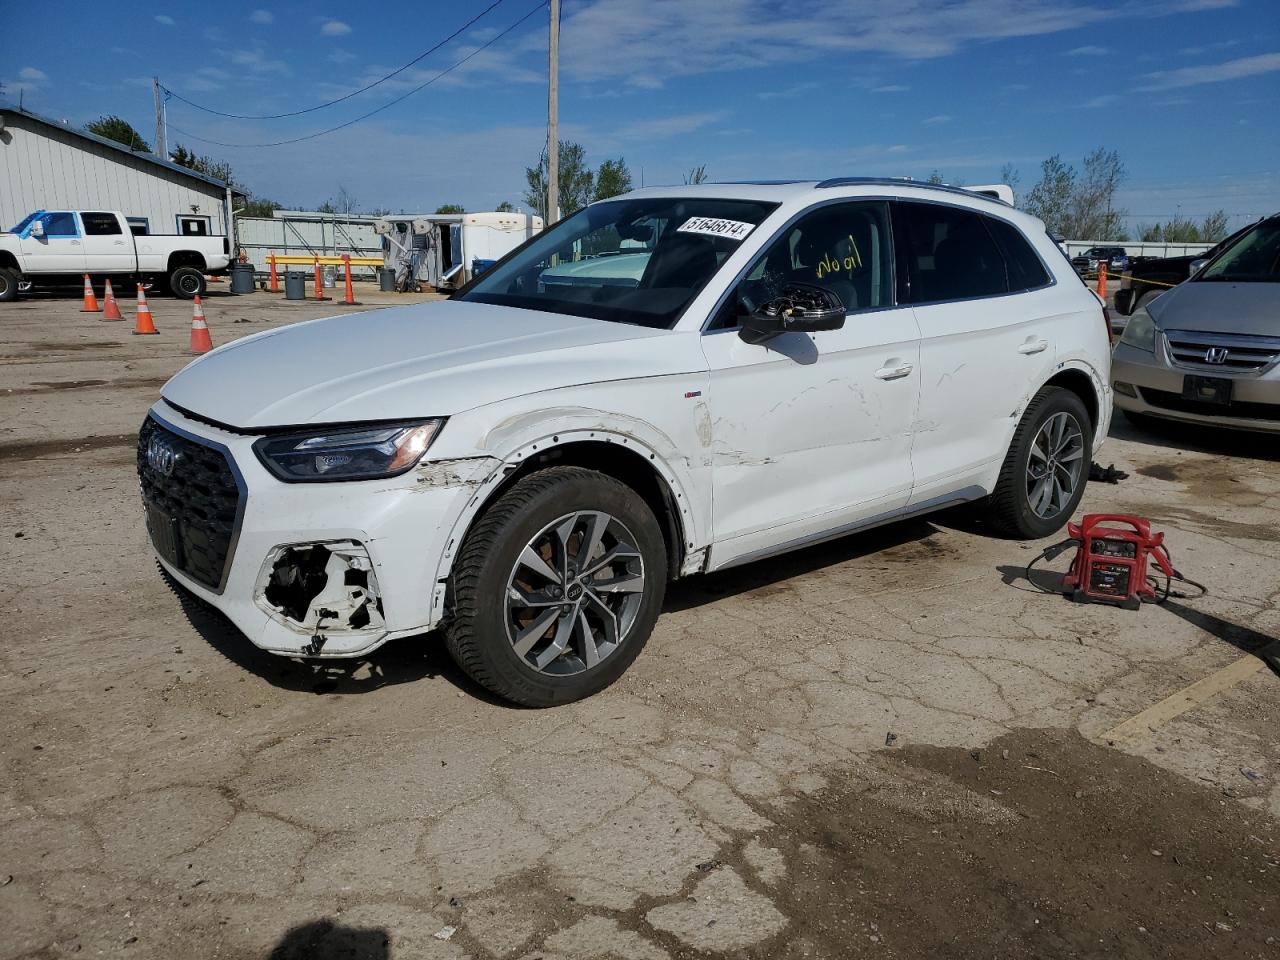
[0,103,233,241]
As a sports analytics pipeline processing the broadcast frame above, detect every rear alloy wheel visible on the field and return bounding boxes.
[986,386,1091,538]
[446,466,667,706]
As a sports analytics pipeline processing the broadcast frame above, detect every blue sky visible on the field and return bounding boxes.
[3,0,1278,232]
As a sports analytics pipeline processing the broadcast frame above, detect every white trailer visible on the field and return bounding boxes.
[373,211,542,292]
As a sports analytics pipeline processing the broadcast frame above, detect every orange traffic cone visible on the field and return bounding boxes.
[133,285,159,335]
[1097,262,1108,299]
[312,258,331,301]
[341,255,361,306]
[80,274,100,312]
[100,278,124,321]
[268,254,280,293]
[189,296,213,354]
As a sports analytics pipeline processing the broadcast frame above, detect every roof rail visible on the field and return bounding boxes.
[814,177,1013,206]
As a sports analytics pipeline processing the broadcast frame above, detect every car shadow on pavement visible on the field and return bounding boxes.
[996,562,1280,675]
[267,919,390,959]
[161,565,509,704]
[665,518,939,612]
[1109,415,1280,462]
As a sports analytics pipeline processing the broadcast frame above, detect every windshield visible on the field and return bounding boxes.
[1199,219,1279,283]
[459,197,778,328]
[7,212,40,234]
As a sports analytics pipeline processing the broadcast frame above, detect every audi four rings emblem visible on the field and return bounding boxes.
[146,435,178,476]
[1204,347,1230,364]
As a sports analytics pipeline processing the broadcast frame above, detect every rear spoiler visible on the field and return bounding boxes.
[965,184,1015,205]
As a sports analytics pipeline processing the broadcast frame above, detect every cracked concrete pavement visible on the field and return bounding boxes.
[1,292,1277,958]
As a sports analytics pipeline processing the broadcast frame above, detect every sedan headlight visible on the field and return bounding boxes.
[1119,307,1156,353]
[254,419,445,482]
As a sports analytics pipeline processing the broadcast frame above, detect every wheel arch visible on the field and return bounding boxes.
[1043,363,1103,437]
[0,251,19,272]
[167,251,208,273]
[431,430,700,609]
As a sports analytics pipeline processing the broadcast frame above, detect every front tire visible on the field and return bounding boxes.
[985,386,1091,539]
[169,266,206,299]
[445,466,668,707]
[0,268,19,302]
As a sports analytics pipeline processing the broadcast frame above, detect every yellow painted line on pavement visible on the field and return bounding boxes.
[1102,645,1278,744]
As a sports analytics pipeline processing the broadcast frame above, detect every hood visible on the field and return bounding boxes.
[1149,280,1280,338]
[161,299,695,429]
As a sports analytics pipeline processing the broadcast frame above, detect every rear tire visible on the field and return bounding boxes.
[445,466,667,707]
[0,268,19,302]
[985,386,1092,539]
[169,266,206,299]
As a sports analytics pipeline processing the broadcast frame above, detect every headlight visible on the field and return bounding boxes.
[1119,307,1156,352]
[253,419,445,482]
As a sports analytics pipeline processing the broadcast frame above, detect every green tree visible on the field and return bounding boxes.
[85,115,149,152]
[170,144,234,185]
[1200,210,1229,242]
[435,203,466,214]
[524,142,594,220]
[927,169,945,184]
[241,197,280,217]
[1023,155,1076,237]
[494,200,517,213]
[683,163,709,185]
[999,162,1021,202]
[594,157,633,201]
[1070,147,1126,240]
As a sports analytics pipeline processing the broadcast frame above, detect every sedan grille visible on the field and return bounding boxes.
[137,417,244,592]
[1165,329,1280,374]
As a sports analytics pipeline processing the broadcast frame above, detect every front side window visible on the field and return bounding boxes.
[897,202,1006,303]
[9,212,40,234]
[459,197,777,328]
[39,212,80,237]
[1198,218,1279,283]
[712,200,893,329]
[81,212,122,236]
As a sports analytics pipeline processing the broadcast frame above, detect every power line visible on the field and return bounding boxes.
[166,1,548,149]
[162,0,508,120]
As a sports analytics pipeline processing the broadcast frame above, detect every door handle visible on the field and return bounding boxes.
[70,240,81,245]
[1018,338,1049,355]
[874,362,914,381]
[113,241,126,246]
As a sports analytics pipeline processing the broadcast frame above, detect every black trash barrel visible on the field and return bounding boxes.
[230,262,256,294]
[379,268,396,292]
[284,271,307,300]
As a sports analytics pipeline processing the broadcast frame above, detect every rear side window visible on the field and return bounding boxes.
[896,202,1005,303]
[984,216,1050,291]
[82,212,122,236]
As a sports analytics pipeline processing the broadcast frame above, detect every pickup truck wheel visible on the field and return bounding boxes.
[445,466,667,707]
[985,386,1091,539]
[169,266,206,299]
[0,268,19,302]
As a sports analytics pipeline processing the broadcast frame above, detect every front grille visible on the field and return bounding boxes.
[138,417,244,591]
[1165,329,1280,373]
[1140,387,1280,422]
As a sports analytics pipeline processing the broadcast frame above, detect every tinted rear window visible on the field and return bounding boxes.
[897,202,1005,303]
[984,216,1050,292]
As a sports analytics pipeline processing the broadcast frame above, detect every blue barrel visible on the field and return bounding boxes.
[471,258,497,278]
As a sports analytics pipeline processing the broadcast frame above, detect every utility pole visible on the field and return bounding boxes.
[546,0,559,224]
[152,77,167,160]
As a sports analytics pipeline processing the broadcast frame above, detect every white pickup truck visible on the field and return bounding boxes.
[0,209,232,301]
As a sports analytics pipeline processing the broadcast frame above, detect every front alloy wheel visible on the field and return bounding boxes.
[505,511,645,675]
[445,466,667,706]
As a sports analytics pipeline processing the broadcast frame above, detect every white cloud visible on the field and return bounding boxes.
[4,66,49,95]
[1137,52,1280,90]
[872,84,910,92]
[610,111,728,141]
[19,67,48,82]
[757,81,820,99]
[154,14,175,26]
[1081,94,1118,108]
[922,114,951,124]
[250,9,274,24]
[321,19,351,36]
[328,49,357,64]
[228,47,291,76]
[1065,45,1111,56]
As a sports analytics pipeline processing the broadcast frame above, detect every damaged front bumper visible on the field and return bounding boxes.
[145,402,494,658]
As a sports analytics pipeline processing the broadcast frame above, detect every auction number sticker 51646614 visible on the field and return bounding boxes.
[677,217,755,241]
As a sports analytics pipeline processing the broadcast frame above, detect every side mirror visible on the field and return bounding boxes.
[1189,258,1208,275]
[30,220,44,238]
[739,283,845,345]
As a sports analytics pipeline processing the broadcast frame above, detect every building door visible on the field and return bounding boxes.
[177,215,211,236]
